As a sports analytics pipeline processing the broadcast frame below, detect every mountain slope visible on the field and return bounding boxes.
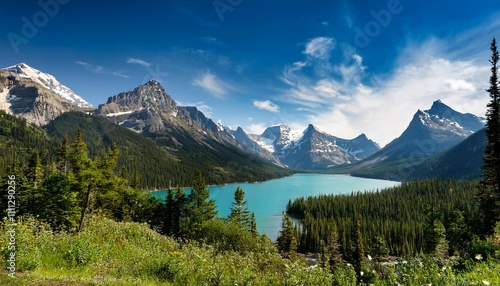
[347,100,485,180]
[248,124,380,169]
[45,111,291,188]
[410,128,486,180]
[2,63,92,108]
[95,80,291,183]
[0,64,89,125]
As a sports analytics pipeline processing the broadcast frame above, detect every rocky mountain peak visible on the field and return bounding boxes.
[98,80,177,115]
[2,63,93,108]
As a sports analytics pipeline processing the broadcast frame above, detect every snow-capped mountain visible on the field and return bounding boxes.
[350,100,486,176]
[0,64,88,125]
[246,124,380,169]
[2,63,93,108]
[96,80,285,166]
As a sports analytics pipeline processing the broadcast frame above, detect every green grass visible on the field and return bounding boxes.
[0,216,498,285]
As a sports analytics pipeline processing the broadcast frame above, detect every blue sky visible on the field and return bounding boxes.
[1,0,499,146]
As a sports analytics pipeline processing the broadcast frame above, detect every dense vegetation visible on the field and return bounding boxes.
[0,110,291,190]
[287,180,480,258]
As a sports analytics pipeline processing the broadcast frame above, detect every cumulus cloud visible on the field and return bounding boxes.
[192,71,234,98]
[253,100,280,113]
[126,58,151,67]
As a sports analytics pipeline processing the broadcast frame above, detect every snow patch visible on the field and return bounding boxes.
[3,63,93,108]
[0,87,13,113]
[257,137,276,153]
[105,110,134,117]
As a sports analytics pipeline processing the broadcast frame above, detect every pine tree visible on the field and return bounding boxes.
[478,38,500,235]
[174,187,186,237]
[352,213,365,283]
[250,212,257,236]
[164,188,175,235]
[185,171,218,238]
[229,187,251,226]
[276,212,298,259]
[56,135,70,173]
[372,235,389,262]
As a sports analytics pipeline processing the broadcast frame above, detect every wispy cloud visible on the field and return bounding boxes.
[278,34,490,146]
[303,37,335,60]
[126,58,151,67]
[199,36,224,46]
[177,100,213,117]
[75,61,129,78]
[253,100,280,113]
[192,71,234,98]
[309,46,488,146]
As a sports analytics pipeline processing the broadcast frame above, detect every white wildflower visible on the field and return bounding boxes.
[482,280,490,286]
[475,254,483,260]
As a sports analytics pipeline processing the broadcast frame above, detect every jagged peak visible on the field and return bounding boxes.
[428,99,453,114]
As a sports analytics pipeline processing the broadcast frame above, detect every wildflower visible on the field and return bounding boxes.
[475,254,483,261]
[367,254,372,261]
[482,280,490,285]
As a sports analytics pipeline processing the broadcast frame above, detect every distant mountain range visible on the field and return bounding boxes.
[0,63,489,182]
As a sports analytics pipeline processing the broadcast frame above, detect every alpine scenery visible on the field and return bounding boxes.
[1,1,500,285]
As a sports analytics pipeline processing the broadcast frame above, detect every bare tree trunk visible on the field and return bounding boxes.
[78,184,92,232]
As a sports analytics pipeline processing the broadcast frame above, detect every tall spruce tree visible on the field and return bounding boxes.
[478,38,500,235]
[276,212,298,259]
[229,187,251,226]
[352,213,365,283]
[186,171,218,238]
[250,212,257,236]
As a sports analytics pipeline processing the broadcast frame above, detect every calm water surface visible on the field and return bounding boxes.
[151,174,400,240]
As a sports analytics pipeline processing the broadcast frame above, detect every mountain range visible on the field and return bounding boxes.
[0,63,489,183]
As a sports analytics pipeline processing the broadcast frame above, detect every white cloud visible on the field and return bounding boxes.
[303,37,335,60]
[177,101,213,117]
[192,71,233,98]
[279,37,490,147]
[126,58,151,67]
[307,54,489,147]
[246,122,267,135]
[253,100,280,113]
[75,61,129,78]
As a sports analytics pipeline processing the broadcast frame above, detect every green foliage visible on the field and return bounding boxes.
[197,218,261,254]
[229,186,251,226]
[287,179,480,258]
[276,212,298,259]
[45,111,292,189]
[477,38,500,236]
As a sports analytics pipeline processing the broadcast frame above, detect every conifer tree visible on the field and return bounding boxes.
[478,38,500,235]
[229,187,251,226]
[174,187,186,237]
[164,188,175,236]
[56,135,70,173]
[185,171,217,238]
[250,212,257,236]
[372,235,389,262]
[352,213,365,283]
[276,212,298,259]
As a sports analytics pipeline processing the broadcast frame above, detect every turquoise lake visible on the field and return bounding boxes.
[151,174,400,241]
